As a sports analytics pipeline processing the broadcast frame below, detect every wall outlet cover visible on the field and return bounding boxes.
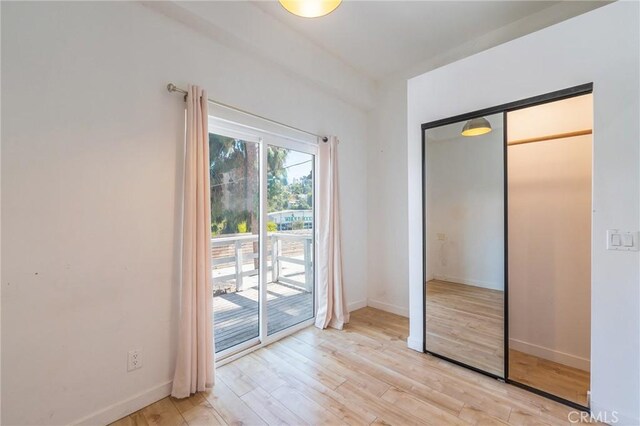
[127,349,142,371]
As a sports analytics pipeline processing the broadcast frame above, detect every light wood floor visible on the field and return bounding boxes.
[425,280,505,376]
[510,349,590,407]
[425,280,589,407]
[111,307,590,426]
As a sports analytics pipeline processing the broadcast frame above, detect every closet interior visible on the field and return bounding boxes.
[507,93,593,407]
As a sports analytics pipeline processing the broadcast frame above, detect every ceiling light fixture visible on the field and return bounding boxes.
[279,0,342,18]
[461,117,492,137]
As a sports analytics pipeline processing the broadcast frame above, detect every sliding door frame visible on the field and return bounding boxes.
[209,117,319,364]
[420,82,593,411]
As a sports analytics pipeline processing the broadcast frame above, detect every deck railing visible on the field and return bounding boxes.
[211,233,313,293]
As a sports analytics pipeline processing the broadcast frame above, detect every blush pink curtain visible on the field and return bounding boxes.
[172,85,215,398]
[315,136,349,330]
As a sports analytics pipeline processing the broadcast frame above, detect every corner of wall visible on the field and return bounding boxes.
[367,298,409,317]
[348,299,368,313]
[406,335,422,352]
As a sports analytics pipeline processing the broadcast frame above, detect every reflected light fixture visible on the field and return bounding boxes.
[461,117,492,136]
[279,0,342,18]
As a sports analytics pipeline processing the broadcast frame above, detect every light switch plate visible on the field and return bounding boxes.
[607,230,639,251]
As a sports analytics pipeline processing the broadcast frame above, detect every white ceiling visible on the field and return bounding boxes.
[252,1,608,81]
[147,1,609,110]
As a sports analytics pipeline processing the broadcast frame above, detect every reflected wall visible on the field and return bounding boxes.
[424,112,505,377]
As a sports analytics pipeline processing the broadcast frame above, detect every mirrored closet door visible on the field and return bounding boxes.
[423,112,505,378]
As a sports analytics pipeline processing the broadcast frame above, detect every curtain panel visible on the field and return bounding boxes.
[315,136,349,330]
[172,85,215,398]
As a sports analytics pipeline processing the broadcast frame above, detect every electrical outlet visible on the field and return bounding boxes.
[128,349,142,372]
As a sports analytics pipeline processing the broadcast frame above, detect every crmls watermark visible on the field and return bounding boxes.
[568,410,619,424]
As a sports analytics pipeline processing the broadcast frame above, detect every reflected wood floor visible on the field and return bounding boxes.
[111,307,590,426]
[426,280,504,376]
[510,349,590,407]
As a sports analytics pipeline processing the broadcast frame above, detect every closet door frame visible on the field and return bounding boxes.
[420,82,593,410]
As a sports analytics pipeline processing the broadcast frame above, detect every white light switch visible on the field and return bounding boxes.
[611,233,622,246]
[607,230,639,251]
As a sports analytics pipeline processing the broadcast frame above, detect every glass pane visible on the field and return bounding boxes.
[424,112,505,377]
[267,146,315,335]
[210,133,260,353]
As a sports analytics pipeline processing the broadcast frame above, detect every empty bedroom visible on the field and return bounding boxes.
[1,1,639,425]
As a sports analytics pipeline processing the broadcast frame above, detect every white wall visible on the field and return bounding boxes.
[364,1,609,324]
[0,2,369,424]
[366,79,409,316]
[426,115,504,290]
[408,2,639,423]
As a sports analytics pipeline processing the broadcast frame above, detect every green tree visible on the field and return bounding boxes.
[209,135,292,269]
[287,172,313,210]
[267,146,289,212]
[209,133,258,234]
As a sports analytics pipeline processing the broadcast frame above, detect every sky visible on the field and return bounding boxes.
[283,150,313,182]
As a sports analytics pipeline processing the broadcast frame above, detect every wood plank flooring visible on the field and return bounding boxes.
[111,307,590,426]
[425,280,589,407]
[510,349,590,407]
[214,282,313,352]
[425,280,505,376]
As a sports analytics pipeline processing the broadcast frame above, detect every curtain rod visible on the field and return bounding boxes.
[508,129,592,146]
[167,83,328,142]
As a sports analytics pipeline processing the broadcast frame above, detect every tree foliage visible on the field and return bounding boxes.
[209,134,312,236]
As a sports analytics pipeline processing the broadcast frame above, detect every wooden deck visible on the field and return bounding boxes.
[214,282,313,353]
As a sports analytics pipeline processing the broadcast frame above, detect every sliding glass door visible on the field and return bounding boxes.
[209,119,317,358]
[210,133,261,354]
[266,146,315,336]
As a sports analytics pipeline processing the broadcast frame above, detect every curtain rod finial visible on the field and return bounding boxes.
[167,83,176,93]
[322,136,328,142]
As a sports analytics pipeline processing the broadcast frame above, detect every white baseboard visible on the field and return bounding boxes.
[73,380,172,426]
[347,299,367,312]
[367,298,409,317]
[432,275,503,291]
[509,338,590,371]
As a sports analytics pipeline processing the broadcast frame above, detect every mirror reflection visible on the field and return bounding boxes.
[424,112,505,377]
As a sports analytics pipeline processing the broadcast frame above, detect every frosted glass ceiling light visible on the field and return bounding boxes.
[461,117,492,137]
[279,0,342,18]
